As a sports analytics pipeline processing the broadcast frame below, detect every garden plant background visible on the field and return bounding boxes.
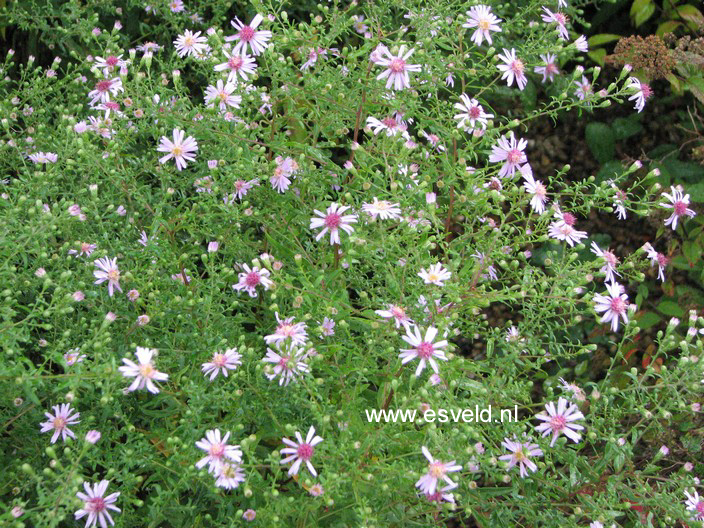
[1,0,703,526]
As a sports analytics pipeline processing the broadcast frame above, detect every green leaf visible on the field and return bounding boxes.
[585,122,616,163]
[657,20,682,37]
[630,0,656,26]
[682,241,702,264]
[677,5,704,29]
[612,117,643,141]
[656,300,685,317]
[588,34,622,47]
[687,182,704,203]
[636,311,661,331]
[587,49,607,67]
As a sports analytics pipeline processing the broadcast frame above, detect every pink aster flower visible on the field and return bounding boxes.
[280,426,323,477]
[362,198,402,221]
[574,35,589,52]
[366,115,409,137]
[226,178,259,202]
[262,341,312,386]
[593,281,630,332]
[626,77,653,113]
[94,54,126,75]
[497,48,527,90]
[87,77,123,105]
[499,436,543,477]
[489,132,528,178]
[521,165,548,214]
[195,429,243,473]
[415,446,462,495]
[684,489,704,521]
[454,94,493,131]
[243,509,257,521]
[320,317,336,336]
[118,347,169,394]
[590,241,621,283]
[204,80,241,111]
[375,304,414,329]
[533,53,560,83]
[232,263,273,297]
[74,480,120,528]
[270,156,299,193]
[85,430,101,444]
[548,209,588,247]
[265,313,308,346]
[93,256,122,296]
[661,185,696,230]
[40,403,80,444]
[541,7,569,40]
[399,325,449,376]
[574,76,593,101]
[463,5,502,46]
[642,242,668,282]
[201,348,242,380]
[69,242,97,258]
[174,30,208,58]
[423,482,458,504]
[28,152,58,164]
[225,14,272,56]
[310,202,358,245]
[214,49,257,84]
[373,45,421,91]
[65,348,87,366]
[418,263,452,286]
[157,128,198,171]
[559,378,586,402]
[534,397,585,446]
[214,462,246,489]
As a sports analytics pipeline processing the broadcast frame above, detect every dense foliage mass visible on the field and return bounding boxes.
[0,0,702,526]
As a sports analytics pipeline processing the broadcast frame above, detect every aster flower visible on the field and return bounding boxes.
[574,35,589,52]
[626,77,653,113]
[232,263,273,297]
[310,202,358,245]
[204,79,241,111]
[40,403,80,444]
[280,426,323,477]
[69,242,97,258]
[418,263,452,286]
[375,304,414,329]
[74,481,120,528]
[93,256,122,296]
[270,156,299,193]
[320,317,336,336]
[423,482,458,504]
[574,76,593,101]
[118,347,169,394]
[454,94,493,131]
[558,378,586,402]
[214,463,246,489]
[157,128,198,171]
[541,7,569,40]
[262,341,312,386]
[224,14,272,56]
[463,5,502,46]
[684,489,704,521]
[548,210,588,247]
[214,49,257,84]
[174,30,208,58]
[534,397,585,446]
[472,251,498,281]
[373,45,421,91]
[87,77,123,105]
[497,48,527,90]
[362,198,402,221]
[264,313,308,346]
[94,54,126,75]
[489,132,528,178]
[228,178,259,201]
[533,53,560,83]
[521,165,548,214]
[642,242,668,282]
[590,241,621,283]
[366,115,409,137]
[593,281,631,332]
[499,436,543,477]
[28,152,58,164]
[195,429,243,473]
[415,446,462,495]
[661,185,696,230]
[201,348,242,381]
[65,348,87,366]
[399,325,449,376]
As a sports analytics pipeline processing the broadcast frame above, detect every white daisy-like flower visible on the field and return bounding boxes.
[261,341,312,386]
[310,202,358,245]
[626,77,653,113]
[661,185,696,230]
[214,49,257,84]
[280,426,323,476]
[454,94,493,131]
[174,30,208,58]
[74,480,121,528]
[418,263,451,286]
[362,198,402,221]
[40,403,80,444]
[232,263,274,297]
[375,304,414,329]
[204,80,241,111]
[463,5,502,46]
[593,281,630,333]
[590,241,621,283]
[496,48,527,90]
[534,397,585,446]
[365,115,409,137]
[224,14,272,56]
[201,348,242,381]
[157,128,198,171]
[195,429,242,473]
[499,436,543,478]
[118,347,169,394]
[399,325,449,376]
[415,446,462,495]
[264,313,308,346]
[93,256,122,297]
[520,164,548,214]
[372,45,421,91]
